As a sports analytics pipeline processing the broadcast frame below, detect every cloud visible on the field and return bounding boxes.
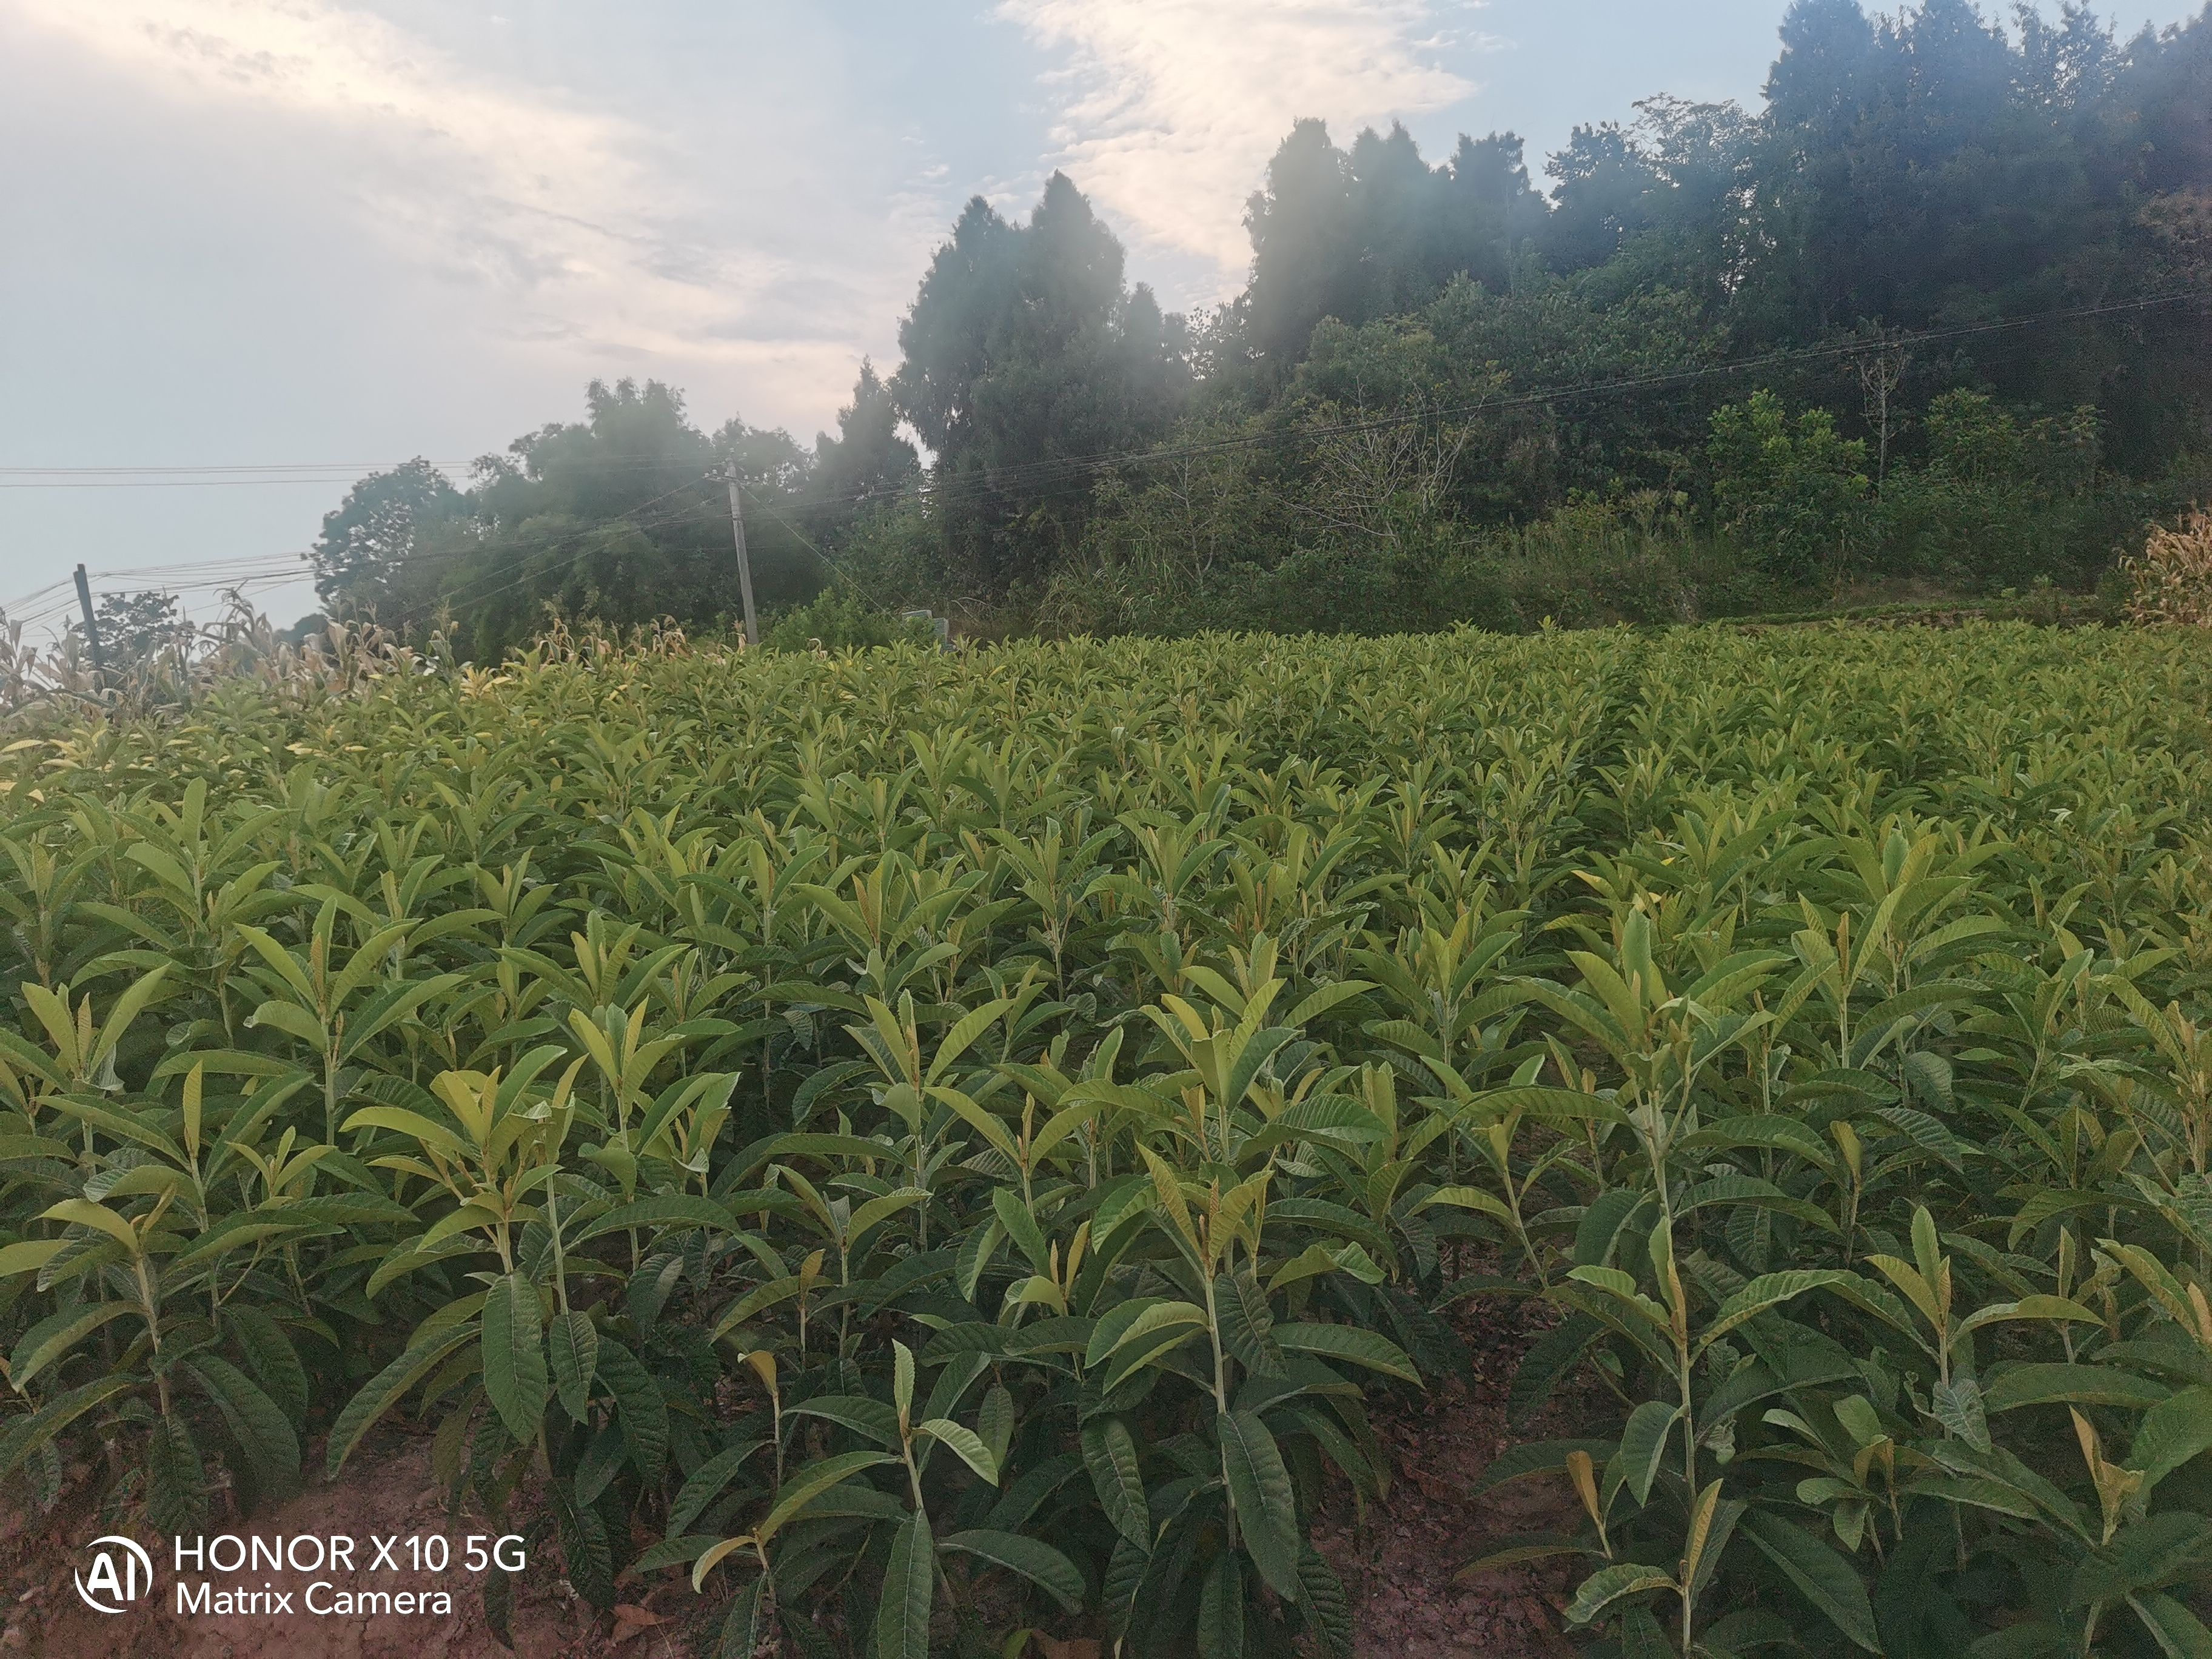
[999,0,1479,301]
[11,1,749,351]
[4,0,945,427]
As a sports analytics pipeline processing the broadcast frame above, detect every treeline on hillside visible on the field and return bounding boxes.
[304,0,2212,651]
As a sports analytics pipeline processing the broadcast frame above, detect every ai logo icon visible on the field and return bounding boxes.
[74,1535,155,1614]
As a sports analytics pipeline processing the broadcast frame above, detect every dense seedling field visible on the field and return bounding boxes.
[5,623,2212,1657]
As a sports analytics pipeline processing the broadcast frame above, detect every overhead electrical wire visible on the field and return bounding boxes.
[757,286,2212,520]
[2,553,309,621]
[386,472,729,622]
[3,286,2199,503]
[0,455,746,489]
[6,284,2202,637]
[738,483,894,613]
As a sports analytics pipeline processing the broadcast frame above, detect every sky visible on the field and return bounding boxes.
[1,0,2199,634]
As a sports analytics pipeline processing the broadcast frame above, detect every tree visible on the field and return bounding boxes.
[78,591,192,671]
[891,173,1190,588]
[811,361,919,531]
[312,381,825,659]
[309,458,464,620]
[1242,120,1360,371]
[298,1,2212,645]
[1239,121,1555,375]
[1441,132,1548,292]
[1542,122,1662,272]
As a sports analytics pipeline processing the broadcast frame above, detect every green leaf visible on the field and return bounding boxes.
[848,1186,930,1247]
[874,1510,934,1659]
[1457,1537,1606,1580]
[716,1575,770,1659]
[2130,1590,2212,1659]
[548,1310,598,1424]
[0,1238,66,1280]
[1419,1184,1515,1224]
[1509,1316,1603,1428]
[186,1353,301,1487]
[756,1450,898,1544]
[552,1478,615,1610]
[1285,979,1375,1028]
[1088,1298,1208,1371]
[1985,1364,2170,1413]
[894,1337,916,1418]
[1564,1562,1677,1627]
[326,1326,476,1476]
[669,1438,768,1535]
[1219,1409,1301,1601]
[786,1393,900,1449]
[1083,1416,1150,1548]
[991,1185,1051,1273]
[1566,1264,1672,1331]
[146,1412,206,1536]
[1931,1376,1992,1452]
[2069,1513,2212,1606]
[8,1302,131,1391]
[1467,1084,1630,1125]
[480,1272,549,1442]
[1679,1116,1832,1165]
[939,1529,1084,1613]
[1615,1399,1680,1507]
[1466,1438,1618,1499]
[1296,1548,1354,1659]
[2132,1387,2212,1498]
[1919,1440,2086,1535]
[0,1375,133,1480]
[1698,1269,1853,1350]
[224,1305,309,1427]
[1272,1321,1419,1382]
[1198,1550,1245,1659]
[1217,1269,1284,1378]
[568,1195,739,1247]
[918,1418,1000,1486]
[1739,1510,1881,1652]
[594,1336,668,1480]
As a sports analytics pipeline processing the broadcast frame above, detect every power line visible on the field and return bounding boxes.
[4,554,308,618]
[739,484,893,614]
[759,286,2211,520]
[5,286,2196,501]
[0,454,757,489]
[1,471,723,626]
[394,473,728,622]
[7,283,2199,639]
[5,569,308,638]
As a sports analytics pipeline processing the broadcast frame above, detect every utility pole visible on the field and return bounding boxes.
[72,563,104,675]
[723,465,760,649]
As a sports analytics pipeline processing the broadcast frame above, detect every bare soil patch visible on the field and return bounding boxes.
[8,1287,1594,1659]
[0,1435,692,1659]
[1312,1289,1592,1659]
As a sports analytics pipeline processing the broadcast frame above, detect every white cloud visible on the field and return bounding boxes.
[5,0,941,426]
[999,0,1479,301]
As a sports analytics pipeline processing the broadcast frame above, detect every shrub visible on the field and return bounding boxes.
[1709,390,1871,581]
[5,624,2212,1655]
[762,588,939,651]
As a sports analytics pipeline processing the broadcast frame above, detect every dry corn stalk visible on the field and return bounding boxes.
[2125,508,2212,626]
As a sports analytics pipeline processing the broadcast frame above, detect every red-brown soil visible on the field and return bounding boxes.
[0,1435,693,1659]
[1311,1289,1590,1659]
[5,1290,1590,1659]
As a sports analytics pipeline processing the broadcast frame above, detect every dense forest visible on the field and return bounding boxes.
[306,0,2212,652]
